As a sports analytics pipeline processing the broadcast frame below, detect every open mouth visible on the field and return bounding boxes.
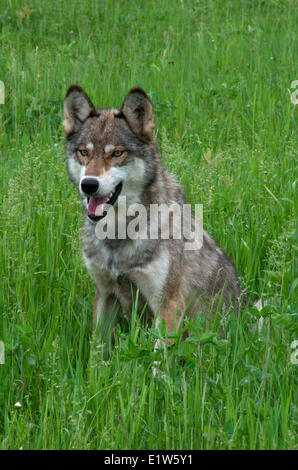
[87,183,122,222]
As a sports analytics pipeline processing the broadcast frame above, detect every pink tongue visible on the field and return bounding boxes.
[88,195,110,216]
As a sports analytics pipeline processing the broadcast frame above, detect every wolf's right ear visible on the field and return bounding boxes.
[63,85,96,136]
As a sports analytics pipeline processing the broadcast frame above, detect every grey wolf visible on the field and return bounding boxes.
[63,85,248,347]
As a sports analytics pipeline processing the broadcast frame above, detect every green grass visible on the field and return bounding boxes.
[0,0,297,450]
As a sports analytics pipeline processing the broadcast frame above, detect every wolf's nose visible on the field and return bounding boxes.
[81,178,99,195]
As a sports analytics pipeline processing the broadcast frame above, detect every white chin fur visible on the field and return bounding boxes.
[82,197,88,211]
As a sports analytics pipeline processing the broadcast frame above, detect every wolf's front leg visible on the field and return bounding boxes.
[159,297,185,334]
[93,288,119,356]
[152,295,185,375]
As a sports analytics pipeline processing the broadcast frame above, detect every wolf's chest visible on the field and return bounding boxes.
[83,234,170,311]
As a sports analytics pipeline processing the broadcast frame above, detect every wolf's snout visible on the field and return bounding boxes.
[81,178,99,195]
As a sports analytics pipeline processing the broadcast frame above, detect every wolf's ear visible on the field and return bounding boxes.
[63,85,96,135]
[120,87,154,142]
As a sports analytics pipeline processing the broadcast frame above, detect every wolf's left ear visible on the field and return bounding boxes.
[63,85,96,135]
[120,87,154,142]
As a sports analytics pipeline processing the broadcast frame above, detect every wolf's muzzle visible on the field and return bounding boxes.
[81,177,99,195]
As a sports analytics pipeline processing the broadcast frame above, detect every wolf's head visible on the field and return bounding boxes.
[63,86,157,222]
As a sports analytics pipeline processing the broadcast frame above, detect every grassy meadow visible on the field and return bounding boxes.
[0,0,297,450]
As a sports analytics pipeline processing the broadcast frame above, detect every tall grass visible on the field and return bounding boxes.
[0,0,297,449]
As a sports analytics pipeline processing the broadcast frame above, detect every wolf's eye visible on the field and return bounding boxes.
[111,150,123,158]
[78,149,88,157]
